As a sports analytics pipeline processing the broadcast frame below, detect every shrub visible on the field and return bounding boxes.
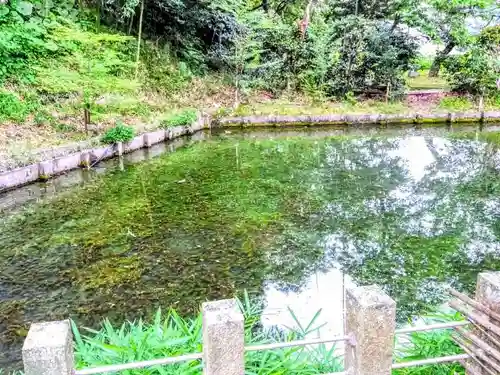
[101,122,135,144]
[444,26,500,97]
[438,96,474,111]
[0,91,33,122]
[161,109,198,128]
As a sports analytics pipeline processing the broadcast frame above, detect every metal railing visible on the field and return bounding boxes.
[30,275,500,375]
[73,320,471,375]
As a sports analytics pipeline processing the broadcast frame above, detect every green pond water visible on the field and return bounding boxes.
[1,128,500,369]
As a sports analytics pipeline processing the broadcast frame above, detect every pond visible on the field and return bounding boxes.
[1,125,500,370]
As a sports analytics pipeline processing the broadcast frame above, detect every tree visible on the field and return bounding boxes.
[422,0,496,77]
[324,0,419,98]
[444,25,500,102]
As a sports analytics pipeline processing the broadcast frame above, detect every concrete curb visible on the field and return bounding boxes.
[0,114,208,193]
[217,111,500,127]
[1,110,499,193]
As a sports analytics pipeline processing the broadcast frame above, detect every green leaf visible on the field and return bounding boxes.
[44,40,59,51]
[16,1,34,16]
[0,6,9,17]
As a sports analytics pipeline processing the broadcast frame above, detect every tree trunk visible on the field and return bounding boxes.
[134,0,144,79]
[429,41,455,77]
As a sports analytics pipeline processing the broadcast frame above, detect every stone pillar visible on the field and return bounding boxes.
[116,141,124,156]
[22,320,74,375]
[345,285,396,375]
[202,299,244,375]
[80,152,91,169]
[468,272,500,375]
[38,161,54,180]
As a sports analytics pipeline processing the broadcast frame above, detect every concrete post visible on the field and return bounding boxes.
[80,152,91,169]
[345,285,396,375]
[116,141,124,156]
[22,320,74,375]
[38,161,54,180]
[468,272,500,374]
[202,299,244,375]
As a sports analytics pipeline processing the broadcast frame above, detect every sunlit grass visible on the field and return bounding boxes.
[407,70,449,91]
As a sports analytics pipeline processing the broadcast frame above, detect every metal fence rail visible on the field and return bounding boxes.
[395,320,469,335]
[25,272,500,375]
[392,354,470,369]
[72,321,471,375]
[74,353,203,375]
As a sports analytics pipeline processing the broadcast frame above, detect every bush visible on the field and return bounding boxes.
[161,109,198,128]
[0,91,34,122]
[438,96,474,111]
[444,26,500,97]
[444,50,498,96]
[101,122,135,144]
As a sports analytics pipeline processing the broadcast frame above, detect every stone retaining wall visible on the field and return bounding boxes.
[218,111,500,127]
[2,110,500,193]
[0,115,207,193]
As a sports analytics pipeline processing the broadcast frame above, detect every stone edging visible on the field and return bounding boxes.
[217,111,500,127]
[2,110,500,193]
[0,116,208,193]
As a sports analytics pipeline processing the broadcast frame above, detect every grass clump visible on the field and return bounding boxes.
[394,312,465,375]
[161,109,198,128]
[70,304,466,375]
[438,96,475,111]
[101,122,135,144]
[72,294,344,375]
[0,91,35,122]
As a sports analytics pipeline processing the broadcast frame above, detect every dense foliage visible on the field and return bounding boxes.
[73,296,344,374]
[0,0,498,112]
[101,122,135,143]
[444,25,500,97]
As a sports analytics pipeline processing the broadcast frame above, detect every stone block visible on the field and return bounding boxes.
[345,284,396,375]
[143,130,166,147]
[38,161,54,179]
[52,154,82,175]
[203,299,244,375]
[483,111,500,122]
[170,125,188,139]
[0,164,39,192]
[189,114,205,133]
[80,152,90,168]
[22,320,74,375]
[124,136,145,153]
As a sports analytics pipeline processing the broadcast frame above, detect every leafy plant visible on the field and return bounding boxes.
[161,109,197,128]
[444,25,500,98]
[72,298,344,375]
[101,122,135,143]
[0,90,34,122]
[438,96,474,111]
[394,311,465,375]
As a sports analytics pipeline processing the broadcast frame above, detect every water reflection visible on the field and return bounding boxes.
[262,269,349,342]
[1,131,499,370]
